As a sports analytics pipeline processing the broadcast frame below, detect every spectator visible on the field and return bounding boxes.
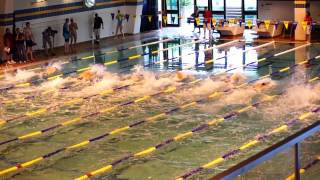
[304,11,313,25]
[24,22,35,61]
[15,28,26,63]
[203,7,212,39]
[115,10,125,39]
[63,18,70,54]
[69,18,78,52]
[304,11,313,40]
[3,28,15,64]
[42,27,55,56]
[93,13,104,44]
[191,6,200,33]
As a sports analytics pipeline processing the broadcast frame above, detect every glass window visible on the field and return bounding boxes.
[245,15,257,22]
[244,0,257,11]
[212,0,224,11]
[167,0,178,10]
[213,14,225,20]
[167,13,179,25]
[197,0,208,9]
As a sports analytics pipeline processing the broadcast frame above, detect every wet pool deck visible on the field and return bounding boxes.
[0,27,309,74]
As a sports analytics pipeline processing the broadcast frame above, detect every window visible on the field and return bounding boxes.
[212,0,224,11]
[197,0,208,9]
[166,0,178,10]
[244,0,257,11]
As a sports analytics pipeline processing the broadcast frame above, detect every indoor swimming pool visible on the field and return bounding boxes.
[0,36,319,180]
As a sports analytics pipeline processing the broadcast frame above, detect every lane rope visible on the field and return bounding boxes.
[0,41,277,140]
[177,106,320,180]
[286,155,320,180]
[0,37,175,78]
[0,50,317,177]
[0,38,207,92]
[73,58,320,180]
[0,40,240,106]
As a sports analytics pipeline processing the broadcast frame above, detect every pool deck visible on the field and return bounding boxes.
[0,27,309,74]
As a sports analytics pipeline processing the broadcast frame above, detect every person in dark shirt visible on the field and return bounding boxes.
[191,6,200,33]
[3,28,15,64]
[42,27,55,56]
[93,13,104,44]
[15,28,26,63]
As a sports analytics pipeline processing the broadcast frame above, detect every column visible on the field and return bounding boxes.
[294,0,309,41]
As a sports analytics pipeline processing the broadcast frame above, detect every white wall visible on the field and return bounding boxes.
[12,0,143,50]
[258,1,295,21]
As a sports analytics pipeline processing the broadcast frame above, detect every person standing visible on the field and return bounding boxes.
[63,18,70,54]
[203,7,212,39]
[304,11,313,25]
[42,27,54,56]
[24,22,35,61]
[304,11,313,41]
[115,10,125,39]
[191,6,200,33]
[69,18,78,52]
[93,13,104,44]
[3,28,15,64]
[15,28,26,63]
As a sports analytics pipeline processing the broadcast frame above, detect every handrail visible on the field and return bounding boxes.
[211,121,320,180]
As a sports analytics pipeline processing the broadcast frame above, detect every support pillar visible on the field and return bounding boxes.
[294,0,309,41]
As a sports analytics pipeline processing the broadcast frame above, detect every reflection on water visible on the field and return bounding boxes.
[0,37,319,180]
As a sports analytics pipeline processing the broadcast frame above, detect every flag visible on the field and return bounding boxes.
[284,21,289,30]
[171,16,175,23]
[274,21,279,30]
[229,18,235,25]
[257,20,262,28]
[133,15,137,19]
[148,15,152,22]
[163,16,167,25]
[111,13,115,21]
[292,22,298,31]
[195,17,200,26]
[264,20,270,30]
[247,20,253,29]
[125,14,130,22]
[301,21,308,31]
[212,18,217,26]
[221,20,225,27]
[239,19,243,27]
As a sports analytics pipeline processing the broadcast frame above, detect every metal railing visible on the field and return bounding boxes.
[211,121,320,180]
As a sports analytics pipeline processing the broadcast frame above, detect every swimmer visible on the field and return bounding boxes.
[253,81,274,91]
[45,66,58,75]
[79,70,94,81]
[175,72,191,82]
[230,73,246,84]
[130,73,143,82]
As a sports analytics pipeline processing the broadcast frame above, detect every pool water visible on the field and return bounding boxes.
[0,36,319,180]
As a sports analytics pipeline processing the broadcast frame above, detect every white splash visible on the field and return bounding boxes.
[5,69,37,83]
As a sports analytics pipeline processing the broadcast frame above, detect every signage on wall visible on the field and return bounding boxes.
[84,0,95,8]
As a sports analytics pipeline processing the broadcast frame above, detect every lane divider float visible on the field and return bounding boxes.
[1,51,317,177]
[176,106,320,180]
[286,155,320,180]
